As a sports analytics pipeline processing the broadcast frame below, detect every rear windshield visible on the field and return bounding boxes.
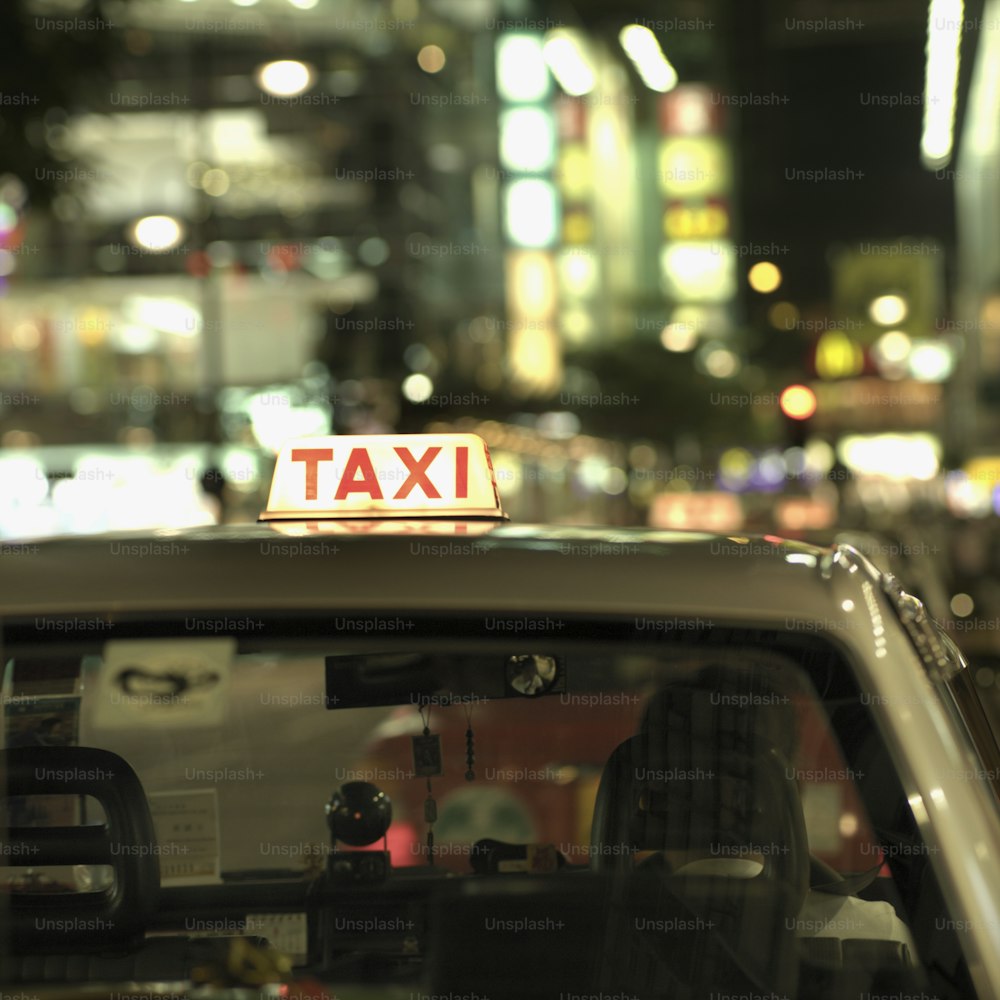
[0,617,980,999]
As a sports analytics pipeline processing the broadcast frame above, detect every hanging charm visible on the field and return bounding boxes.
[413,706,439,864]
[412,706,442,777]
[463,704,475,781]
[424,778,437,863]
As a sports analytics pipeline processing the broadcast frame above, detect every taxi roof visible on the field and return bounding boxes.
[0,523,860,629]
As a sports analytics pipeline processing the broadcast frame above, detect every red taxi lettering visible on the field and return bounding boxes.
[291,448,334,501]
[261,433,506,521]
[335,448,385,501]
[393,446,442,500]
[455,446,468,499]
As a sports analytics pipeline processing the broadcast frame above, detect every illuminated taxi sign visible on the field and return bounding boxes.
[260,434,506,521]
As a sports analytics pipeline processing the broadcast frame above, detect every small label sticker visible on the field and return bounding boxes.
[412,733,442,777]
[4,695,83,828]
[4,694,80,749]
[148,788,221,885]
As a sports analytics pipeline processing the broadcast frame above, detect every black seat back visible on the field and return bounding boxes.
[1,745,159,952]
[589,665,810,996]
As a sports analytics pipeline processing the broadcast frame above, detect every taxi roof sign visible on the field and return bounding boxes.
[260,433,507,521]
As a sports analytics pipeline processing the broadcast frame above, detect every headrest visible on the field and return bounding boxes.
[590,665,810,910]
[640,663,798,761]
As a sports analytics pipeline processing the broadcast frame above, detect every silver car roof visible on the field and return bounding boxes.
[8,522,1000,996]
[0,524,850,624]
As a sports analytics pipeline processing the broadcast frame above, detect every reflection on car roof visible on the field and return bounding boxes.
[0,524,864,630]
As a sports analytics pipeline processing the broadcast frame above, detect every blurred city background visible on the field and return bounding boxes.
[4,0,1000,660]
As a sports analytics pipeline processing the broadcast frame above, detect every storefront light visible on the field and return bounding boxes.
[660,322,698,352]
[417,45,446,73]
[921,0,963,167]
[578,455,610,491]
[757,451,786,486]
[868,294,908,326]
[543,31,596,96]
[874,329,912,363]
[507,324,561,395]
[719,447,753,489]
[504,180,559,248]
[803,438,835,476]
[506,252,556,319]
[909,340,955,381]
[11,321,39,350]
[0,203,17,235]
[700,345,740,378]
[950,592,974,617]
[201,168,230,197]
[255,60,315,98]
[495,35,550,103]
[747,261,782,293]
[659,136,729,198]
[945,471,991,517]
[0,456,49,507]
[557,249,598,296]
[247,391,331,454]
[558,144,591,199]
[402,373,434,403]
[603,466,629,495]
[837,433,940,481]
[659,243,736,301]
[815,330,864,380]
[112,324,159,354]
[618,24,678,93]
[131,215,184,252]
[537,412,581,439]
[500,108,557,172]
[560,308,594,343]
[126,296,199,336]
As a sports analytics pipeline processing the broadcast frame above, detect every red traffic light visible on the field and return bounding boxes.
[779,384,817,420]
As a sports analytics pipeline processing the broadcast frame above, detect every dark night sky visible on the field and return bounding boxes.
[734,22,959,302]
[570,0,980,304]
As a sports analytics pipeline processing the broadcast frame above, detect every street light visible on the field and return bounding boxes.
[255,60,315,98]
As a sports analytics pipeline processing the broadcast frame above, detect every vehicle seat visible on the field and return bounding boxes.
[0,745,255,984]
[589,664,929,999]
[589,667,809,998]
[2,745,159,953]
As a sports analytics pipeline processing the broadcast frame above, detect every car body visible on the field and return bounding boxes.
[1,434,999,999]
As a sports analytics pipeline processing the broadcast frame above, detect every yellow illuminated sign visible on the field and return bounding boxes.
[662,203,729,240]
[815,331,864,380]
[658,136,730,197]
[964,457,1000,486]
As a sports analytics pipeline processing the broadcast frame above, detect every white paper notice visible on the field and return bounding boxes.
[148,788,221,885]
[93,638,234,729]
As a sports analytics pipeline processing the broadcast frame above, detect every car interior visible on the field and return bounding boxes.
[0,616,981,998]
